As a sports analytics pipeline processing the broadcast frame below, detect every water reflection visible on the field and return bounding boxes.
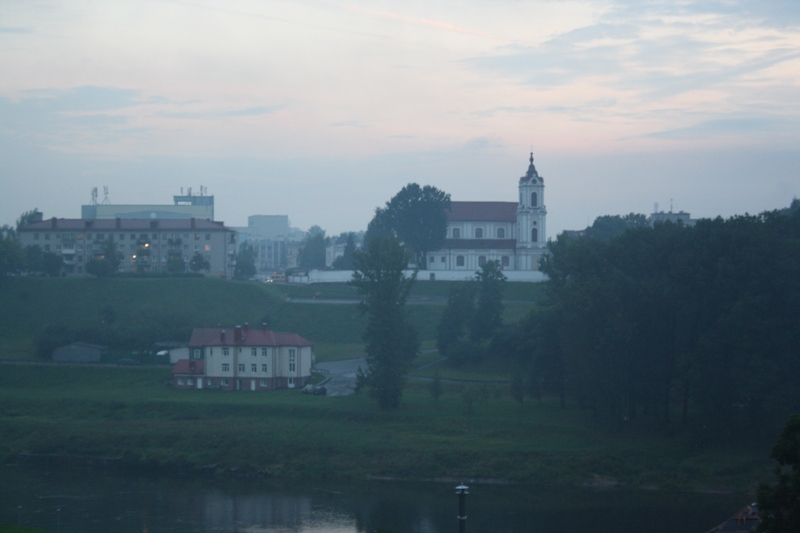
[0,465,744,533]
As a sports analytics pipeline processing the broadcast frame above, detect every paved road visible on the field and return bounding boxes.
[314,358,366,396]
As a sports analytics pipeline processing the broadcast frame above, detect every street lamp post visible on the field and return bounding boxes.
[456,483,469,533]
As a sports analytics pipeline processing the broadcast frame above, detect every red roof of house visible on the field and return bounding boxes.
[189,326,313,348]
[172,359,205,375]
[447,202,517,223]
[19,218,231,231]
[441,239,517,250]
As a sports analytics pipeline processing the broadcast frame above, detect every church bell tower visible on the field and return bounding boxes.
[516,152,547,268]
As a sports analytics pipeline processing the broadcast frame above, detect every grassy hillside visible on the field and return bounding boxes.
[0,277,541,361]
[0,364,771,490]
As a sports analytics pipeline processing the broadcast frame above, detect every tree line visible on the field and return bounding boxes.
[502,203,800,438]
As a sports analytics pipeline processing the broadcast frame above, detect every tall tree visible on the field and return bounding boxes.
[437,282,476,358]
[169,254,188,273]
[298,226,327,269]
[371,184,450,269]
[189,251,209,273]
[584,213,648,242]
[234,242,257,279]
[332,232,357,270]
[758,414,800,532]
[0,235,25,276]
[470,260,507,342]
[16,208,41,232]
[351,235,419,410]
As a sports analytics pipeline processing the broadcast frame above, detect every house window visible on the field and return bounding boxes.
[288,377,295,387]
[195,233,200,240]
[501,256,510,267]
[209,348,213,356]
[187,378,194,386]
[222,363,230,372]
[456,256,465,267]
[531,192,538,207]
[452,228,460,239]
[260,379,268,387]
[193,349,201,359]
[289,351,296,373]
[475,228,483,238]
[251,348,257,357]
[497,228,505,238]
[532,228,538,242]
[261,348,268,356]
[238,364,245,372]
[222,347,229,356]
[251,364,257,373]
[479,256,486,266]
[221,379,229,386]
[207,379,215,386]
[262,364,268,373]
[440,256,445,263]
[205,244,211,251]
[178,378,185,385]
[206,234,211,240]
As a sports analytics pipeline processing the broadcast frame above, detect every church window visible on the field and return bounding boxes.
[532,228,538,242]
[475,228,483,238]
[456,256,465,267]
[452,228,460,239]
[478,256,486,266]
[531,192,538,207]
[497,228,505,238]
[501,256,510,267]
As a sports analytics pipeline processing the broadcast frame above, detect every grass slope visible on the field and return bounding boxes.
[0,278,452,361]
[0,364,770,490]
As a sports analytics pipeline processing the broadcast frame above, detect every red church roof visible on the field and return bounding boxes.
[447,202,517,222]
[189,326,313,348]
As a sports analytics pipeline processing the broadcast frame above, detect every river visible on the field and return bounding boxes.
[0,465,745,532]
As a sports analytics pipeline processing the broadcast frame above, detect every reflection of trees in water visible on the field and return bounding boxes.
[354,489,443,533]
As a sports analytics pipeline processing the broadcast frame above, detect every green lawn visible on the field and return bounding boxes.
[0,364,771,490]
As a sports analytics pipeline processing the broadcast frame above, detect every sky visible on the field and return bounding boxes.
[1,0,799,237]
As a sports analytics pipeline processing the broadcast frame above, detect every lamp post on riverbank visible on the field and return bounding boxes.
[456,483,468,533]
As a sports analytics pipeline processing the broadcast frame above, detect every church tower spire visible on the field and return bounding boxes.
[516,151,547,268]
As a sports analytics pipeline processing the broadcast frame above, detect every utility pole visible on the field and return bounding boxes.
[456,483,469,533]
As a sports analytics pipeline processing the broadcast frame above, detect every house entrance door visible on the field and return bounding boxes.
[236,379,241,390]
[251,380,256,391]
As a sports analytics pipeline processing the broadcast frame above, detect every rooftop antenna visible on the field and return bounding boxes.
[200,186,204,196]
[188,187,192,196]
[654,202,659,214]
[670,198,673,213]
[102,186,110,205]
[91,187,98,206]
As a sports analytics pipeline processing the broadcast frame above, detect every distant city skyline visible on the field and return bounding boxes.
[1,0,798,236]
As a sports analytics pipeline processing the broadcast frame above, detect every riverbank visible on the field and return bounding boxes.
[0,364,772,492]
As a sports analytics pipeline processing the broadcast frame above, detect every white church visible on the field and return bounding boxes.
[425,152,547,277]
[301,153,549,283]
